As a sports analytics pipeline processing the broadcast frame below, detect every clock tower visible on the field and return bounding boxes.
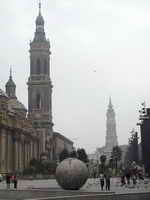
[27,2,53,159]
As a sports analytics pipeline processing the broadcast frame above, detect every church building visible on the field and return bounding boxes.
[0,72,39,174]
[0,2,73,174]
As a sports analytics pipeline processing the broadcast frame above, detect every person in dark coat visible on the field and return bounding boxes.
[105,173,111,191]
[13,175,18,189]
[99,173,105,191]
[6,174,11,189]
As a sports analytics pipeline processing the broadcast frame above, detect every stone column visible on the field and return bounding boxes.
[26,142,30,167]
[33,142,36,159]
[22,141,25,169]
[21,136,25,170]
[0,133,1,172]
[19,141,22,170]
[24,142,27,168]
[29,142,31,163]
[7,133,11,173]
[15,140,18,171]
[27,143,29,164]
[1,129,7,173]
[30,141,33,160]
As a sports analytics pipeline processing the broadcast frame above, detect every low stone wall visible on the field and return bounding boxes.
[0,190,150,200]
[40,192,150,200]
[115,192,150,200]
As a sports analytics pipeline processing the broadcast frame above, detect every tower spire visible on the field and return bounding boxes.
[108,96,113,109]
[34,0,46,42]
[10,67,12,79]
[39,0,41,15]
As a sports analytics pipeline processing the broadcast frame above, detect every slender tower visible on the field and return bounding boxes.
[27,1,53,159]
[105,97,118,151]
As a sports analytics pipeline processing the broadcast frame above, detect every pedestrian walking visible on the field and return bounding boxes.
[121,175,126,186]
[125,172,131,185]
[0,174,3,182]
[6,174,11,189]
[105,173,111,191]
[132,175,136,186]
[13,175,18,189]
[99,173,105,191]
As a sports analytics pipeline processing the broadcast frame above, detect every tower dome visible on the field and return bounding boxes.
[5,68,16,99]
[5,76,16,88]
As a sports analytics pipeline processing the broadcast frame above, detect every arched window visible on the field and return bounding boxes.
[44,59,47,74]
[37,58,41,74]
[36,94,41,109]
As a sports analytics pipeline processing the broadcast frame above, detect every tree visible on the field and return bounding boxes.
[125,131,139,165]
[111,146,122,171]
[59,148,70,162]
[100,155,107,173]
[42,160,57,175]
[70,150,77,158]
[77,148,89,163]
[29,158,43,174]
[100,155,107,165]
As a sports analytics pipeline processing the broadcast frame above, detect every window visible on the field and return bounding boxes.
[44,59,47,74]
[37,58,41,74]
[36,94,41,109]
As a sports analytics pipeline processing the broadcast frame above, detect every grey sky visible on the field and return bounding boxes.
[0,0,150,153]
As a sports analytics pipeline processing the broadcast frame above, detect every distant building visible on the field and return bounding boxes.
[96,97,118,161]
[106,97,118,149]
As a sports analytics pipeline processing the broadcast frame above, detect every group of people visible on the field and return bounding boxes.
[99,173,111,191]
[120,165,144,187]
[5,174,18,189]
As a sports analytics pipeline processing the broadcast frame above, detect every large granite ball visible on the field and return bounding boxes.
[55,158,89,190]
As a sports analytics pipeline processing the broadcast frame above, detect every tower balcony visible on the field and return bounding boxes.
[27,75,53,87]
[28,74,50,81]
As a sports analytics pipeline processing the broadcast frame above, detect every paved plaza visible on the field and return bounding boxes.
[0,178,150,199]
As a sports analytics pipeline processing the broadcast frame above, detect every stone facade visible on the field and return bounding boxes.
[0,88,39,174]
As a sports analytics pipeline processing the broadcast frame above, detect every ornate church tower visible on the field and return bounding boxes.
[105,97,118,150]
[27,2,53,159]
[6,69,16,99]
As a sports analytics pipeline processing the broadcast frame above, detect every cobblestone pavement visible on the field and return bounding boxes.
[0,178,150,199]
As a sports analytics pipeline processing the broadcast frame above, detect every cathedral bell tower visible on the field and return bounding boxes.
[27,2,53,159]
[106,97,118,150]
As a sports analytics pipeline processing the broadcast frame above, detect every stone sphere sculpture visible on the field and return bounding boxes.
[55,158,89,190]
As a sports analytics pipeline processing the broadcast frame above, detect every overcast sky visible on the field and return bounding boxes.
[1,0,150,153]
